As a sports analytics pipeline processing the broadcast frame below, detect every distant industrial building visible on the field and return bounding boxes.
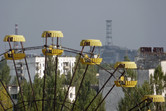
[135,47,166,96]
[101,45,137,64]
[100,20,137,64]
[135,47,166,69]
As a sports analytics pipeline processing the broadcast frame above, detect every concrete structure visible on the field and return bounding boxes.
[137,60,166,97]
[135,48,166,69]
[101,45,137,64]
[7,55,76,82]
[99,69,124,111]
[100,20,137,64]
[58,57,76,76]
[65,86,76,102]
[135,47,166,97]
[135,47,166,96]
[7,85,20,104]
[106,20,113,46]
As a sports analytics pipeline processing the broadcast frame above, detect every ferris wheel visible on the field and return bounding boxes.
[0,31,165,111]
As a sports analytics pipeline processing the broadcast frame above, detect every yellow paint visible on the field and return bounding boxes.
[143,95,165,102]
[42,31,63,38]
[4,50,25,60]
[114,80,137,87]
[80,58,102,65]
[42,48,64,56]
[4,35,25,42]
[80,39,102,46]
[114,61,137,69]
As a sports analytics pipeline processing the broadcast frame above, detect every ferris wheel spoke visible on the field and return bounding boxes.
[71,46,95,111]
[20,42,38,111]
[60,46,85,111]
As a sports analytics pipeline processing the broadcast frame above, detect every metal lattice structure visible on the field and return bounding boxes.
[0,30,165,111]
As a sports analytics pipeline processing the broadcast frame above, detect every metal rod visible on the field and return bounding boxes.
[71,65,89,111]
[0,59,5,63]
[53,37,59,111]
[13,45,44,51]
[71,46,95,111]
[136,100,152,111]
[8,98,73,111]
[8,40,26,111]
[63,49,80,55]
[53,57,58,111]
[120,86,142,111]
[95,85,116,111]
[81,57,142,111]
[60,46,85,111]
[62,46,91,55]
[79,54,141,111]
[0,50,10,57]
[98,62,143,111]
[0,100,6,111]
[80,53,124,75]
[84,65,121,111]
[129,99,147,111]
[42,35,48,111]
[94,71,126,111]
[20,42,38,111]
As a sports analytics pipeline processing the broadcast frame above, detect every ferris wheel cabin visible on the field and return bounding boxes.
[114,61,137,87]
[80,39,102,65]
[143,95,165,103]
[3,35,26,60]
[42,30,64,56]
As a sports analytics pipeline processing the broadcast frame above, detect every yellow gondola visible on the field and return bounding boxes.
[143,95,165,102]
[42,31,64,56]
[114,76,137,87]
[80,39,102,65]
[114,61,137,69]
[3,35,26,60]
[114,61,137,87]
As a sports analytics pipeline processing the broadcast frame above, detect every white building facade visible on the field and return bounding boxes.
[7,85,20,104]
[137,61,166,96]
[7,55,76,102]
[7,55,76,82]
[58,57,76,76]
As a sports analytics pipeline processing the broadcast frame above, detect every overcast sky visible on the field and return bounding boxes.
[0,0,166,54]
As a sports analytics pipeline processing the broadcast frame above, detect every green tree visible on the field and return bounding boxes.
[118,65,166,111]
[17,56,67,111]
[0,60,11,85]
[150,65,166,111]
[118,64,152,111]
[17,55,105,111]
[0,60,12,110]
[118,81,152,111]
[0,85,13,111]
[71,56,105,111]
[150,65,166,94]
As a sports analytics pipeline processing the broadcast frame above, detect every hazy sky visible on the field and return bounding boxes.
[0,0,166,54]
